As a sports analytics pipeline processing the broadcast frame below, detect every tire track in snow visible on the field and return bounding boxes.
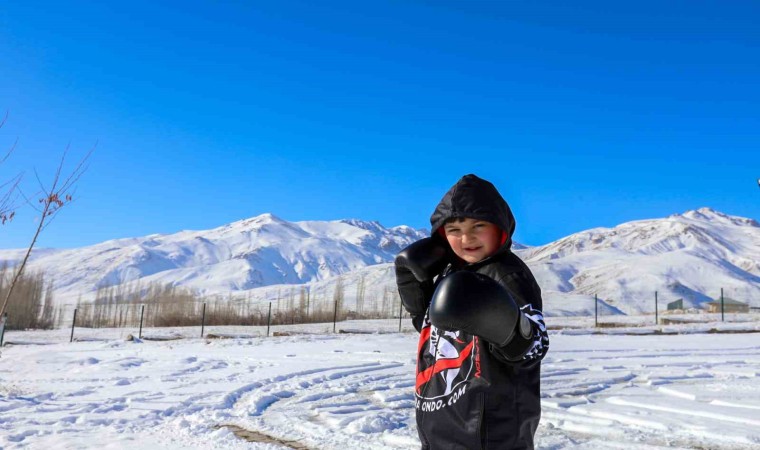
[225,361,416,449]
[540,345,760,449]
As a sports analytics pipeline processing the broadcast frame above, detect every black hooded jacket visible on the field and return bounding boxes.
[402,174,549,450]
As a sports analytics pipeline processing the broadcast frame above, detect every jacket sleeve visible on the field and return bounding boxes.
[395,266,435,333]
[489,271,549,366]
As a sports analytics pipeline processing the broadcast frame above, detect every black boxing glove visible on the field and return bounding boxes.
[395,237,448,283]
[429,271,534,358]
[394,237,449,325]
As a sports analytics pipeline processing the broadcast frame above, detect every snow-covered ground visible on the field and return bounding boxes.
[2,319,760,449]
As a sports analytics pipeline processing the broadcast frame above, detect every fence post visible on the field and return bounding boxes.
[0,312,7,347]
[721,288,724,322]
[139,304,145,339]
[266,302,272,337]
[655,291,658,325]
[70,308,78,343]
[398,298,403,333]
[201,302,206,338]
[594,294,598,327]
[333,296,339,333]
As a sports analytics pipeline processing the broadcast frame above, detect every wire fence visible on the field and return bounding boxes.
[0,293,413,345]
[1,286,759,346]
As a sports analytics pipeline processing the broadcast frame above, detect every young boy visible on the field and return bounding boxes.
[395,174,549,450]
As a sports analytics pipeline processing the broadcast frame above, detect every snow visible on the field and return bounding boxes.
[2,318,760,449]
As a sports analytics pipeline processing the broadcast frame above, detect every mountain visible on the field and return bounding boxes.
[2,208,758,316]
[0,213,428,303]
[519,207,760,314]
[221,207,760,317]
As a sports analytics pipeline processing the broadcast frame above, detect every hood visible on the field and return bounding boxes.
[429,174,516,251]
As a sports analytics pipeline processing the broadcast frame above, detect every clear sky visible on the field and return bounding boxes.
[1,0,759,250]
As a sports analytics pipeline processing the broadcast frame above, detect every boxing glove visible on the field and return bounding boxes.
[429,271,534,356]
[394,237,449,319]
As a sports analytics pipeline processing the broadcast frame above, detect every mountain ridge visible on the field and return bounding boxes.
[1,207,758,315]
[0,213,429,302]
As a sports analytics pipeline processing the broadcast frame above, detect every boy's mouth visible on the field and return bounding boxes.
[463,246,481,252]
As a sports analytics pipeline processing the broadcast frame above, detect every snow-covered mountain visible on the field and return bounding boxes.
[264,207,760,317]
[1,208,758,316]
[520,207,760,314]
[0,213,427,303]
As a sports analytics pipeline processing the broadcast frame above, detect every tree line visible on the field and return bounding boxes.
[1,265,404,331]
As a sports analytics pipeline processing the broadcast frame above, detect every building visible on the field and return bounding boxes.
[667,299,684,311]
[705,297,749,314]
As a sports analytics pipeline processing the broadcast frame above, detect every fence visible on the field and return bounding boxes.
[585,287,760,325]
[1,286,759,346]
[0,293,413,345]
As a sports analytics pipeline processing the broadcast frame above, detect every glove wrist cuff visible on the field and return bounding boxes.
[496,314,534,361]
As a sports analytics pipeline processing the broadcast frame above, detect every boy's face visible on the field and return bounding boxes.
[442,218,502,264]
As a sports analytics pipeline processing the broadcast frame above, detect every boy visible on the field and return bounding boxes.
[395,174,549,450]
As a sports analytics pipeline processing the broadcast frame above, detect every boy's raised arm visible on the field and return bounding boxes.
[394,237,448,332]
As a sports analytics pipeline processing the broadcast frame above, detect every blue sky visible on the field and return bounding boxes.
[1,1,759,249]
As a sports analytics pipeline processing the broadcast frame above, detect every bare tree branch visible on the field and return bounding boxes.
[0,173,22,219]
[0,111,22,223]
[1,138,18,165]
[57,146,93,195]
[16,186,44,214]
[33,167,50,198]
[40,189,80,232]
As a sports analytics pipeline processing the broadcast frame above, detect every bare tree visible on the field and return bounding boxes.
[382,286,393,318]
[355,273,366,315]
[333,275,345,320]
[299,286,308,319]
[0,144,93,321]
[0,265,57,330]
[287,287,295,314]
